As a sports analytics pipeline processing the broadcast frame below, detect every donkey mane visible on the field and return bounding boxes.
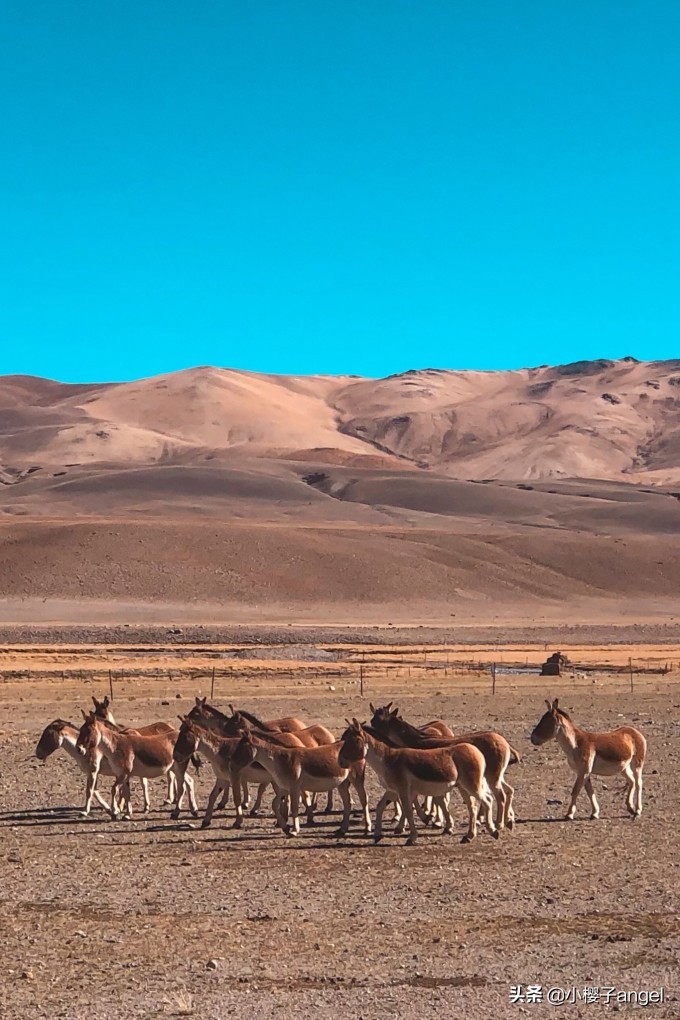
[363,724,401,748]
[235,708,276,732]
[392,715,433,745]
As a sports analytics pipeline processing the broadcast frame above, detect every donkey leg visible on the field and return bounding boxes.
[248,783,268,817]
[217,782,231,811]
[350,775,372,835]
[622,764,636,815]
[81,766,101,816]
[584,776,599,819]
[141,778,151,814]
[399,790,419,846]
[502,778,515,828]
[459,790,478,843]
[287,784,302,836]
[374,792,391,843]
[335,780,352,837]
[201,781,223,829]
[566,773,586,820]
[182,770,198,817]
[479,782,499,838]
[633,766,643,816]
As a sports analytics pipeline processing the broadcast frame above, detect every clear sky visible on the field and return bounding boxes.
[2,1,679,382]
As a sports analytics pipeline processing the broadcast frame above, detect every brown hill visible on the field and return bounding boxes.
[2,357,680,483]
[1,359,679,625]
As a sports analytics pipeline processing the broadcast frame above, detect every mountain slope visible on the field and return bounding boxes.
[1,357,680,483]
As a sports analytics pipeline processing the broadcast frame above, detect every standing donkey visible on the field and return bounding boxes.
[530,699,646,820]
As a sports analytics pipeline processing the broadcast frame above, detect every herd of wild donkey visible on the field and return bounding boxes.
[35,696,647,843]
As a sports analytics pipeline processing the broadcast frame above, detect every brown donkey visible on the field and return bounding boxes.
[369,703,519,830]
[35,719,135,813]
[91,695,180,806]
[339,720,497,846]
[233,730,371,837]
[76,713,198,819]
[530,699,647,820]
[173,716,305,827]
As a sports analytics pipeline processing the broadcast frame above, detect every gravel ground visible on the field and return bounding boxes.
[0,680,678,1019]
[1,622,680,645]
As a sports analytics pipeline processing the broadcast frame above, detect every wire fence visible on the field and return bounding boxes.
[0,649,678,701]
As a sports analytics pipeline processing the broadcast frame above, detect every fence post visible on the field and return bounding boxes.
[109,669,114,702]
[360,663,364,697]
[491,662,496,696]
[629,657,634,693]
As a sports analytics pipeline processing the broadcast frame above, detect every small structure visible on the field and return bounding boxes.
[540,651,571,676]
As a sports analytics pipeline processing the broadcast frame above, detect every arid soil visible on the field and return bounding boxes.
[1,661,678,1019]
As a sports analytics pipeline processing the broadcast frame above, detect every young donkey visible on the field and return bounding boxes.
[530,699,647,820]
[77,713,198,819]
[339,720,498,846]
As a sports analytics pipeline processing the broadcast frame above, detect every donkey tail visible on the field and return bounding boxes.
[508,745,522,766]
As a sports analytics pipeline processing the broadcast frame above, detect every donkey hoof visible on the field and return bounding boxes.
[491,829,500,840]
[460,834,472,844]
[200,819,212,830]
[248,808,261,818]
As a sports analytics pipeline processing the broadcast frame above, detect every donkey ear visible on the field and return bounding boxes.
[81,708,89,720]
[391,706,399,717]
[228,703,235,715]
[369,702,375,713]
[178,715,188,724]
[552,698,559,710]
[103,696,110,707]
[91,696,99,707]
[386,701,393,710]
[545,699,552,710]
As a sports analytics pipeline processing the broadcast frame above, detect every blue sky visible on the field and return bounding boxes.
[2,1,679,382]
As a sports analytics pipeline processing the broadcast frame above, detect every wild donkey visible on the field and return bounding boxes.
[531,699,646,820]
[76,713,198,819]
[232,729,371,837]
[369,703,519,830]
[339,720,498,846]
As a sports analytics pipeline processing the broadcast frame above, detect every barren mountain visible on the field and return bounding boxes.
[1,357,680,483]
[1,358,679,625]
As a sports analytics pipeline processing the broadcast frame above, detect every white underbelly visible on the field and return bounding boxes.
[300,773,347,793]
